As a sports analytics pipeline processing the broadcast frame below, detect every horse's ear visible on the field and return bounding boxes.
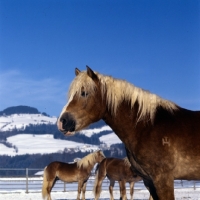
[86,65,98,80]
[75,68,81,76]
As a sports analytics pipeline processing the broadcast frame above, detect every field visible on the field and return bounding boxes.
[1,177,200,200]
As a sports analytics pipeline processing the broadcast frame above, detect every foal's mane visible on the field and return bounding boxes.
[123,157,131,167]
[68,70,178,122]
[77,151,101,169]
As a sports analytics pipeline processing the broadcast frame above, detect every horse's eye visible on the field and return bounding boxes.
[81,91,88,97]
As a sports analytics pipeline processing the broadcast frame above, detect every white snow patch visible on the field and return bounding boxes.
[0,114,57,132]
[80,125,112,137]
[99,132,122,145]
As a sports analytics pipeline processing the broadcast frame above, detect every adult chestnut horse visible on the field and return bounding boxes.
[57,66,200,200]
[42,150,105,200]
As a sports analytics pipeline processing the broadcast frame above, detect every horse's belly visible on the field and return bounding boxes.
[174,156,200,179]
[59,173,78,182]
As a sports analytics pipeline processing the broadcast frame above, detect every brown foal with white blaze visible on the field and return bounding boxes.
[57,66,200,200]
[42,150,105,200]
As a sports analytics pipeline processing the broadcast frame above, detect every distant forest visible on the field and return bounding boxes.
[0,143,126,176]
[0,105,49,116]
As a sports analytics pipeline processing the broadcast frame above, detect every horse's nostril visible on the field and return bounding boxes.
[58,112,76,133]
[61,118,66,125]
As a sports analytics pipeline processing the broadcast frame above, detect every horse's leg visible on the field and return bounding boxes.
[46,178,57,200]
[129,182,134,200]
[93,175,105,200]
[109,180,115,200]
[119,181,122,200]
[119,180,127,200]
[81,181,87,200]
[152,174,175,200]
[77,181,83,200]
[143,179,158,200]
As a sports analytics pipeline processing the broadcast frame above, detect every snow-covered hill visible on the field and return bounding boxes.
[0,113,57,132]
[0,134,99,156]
[0,106,122,156]
[0,131,122,156]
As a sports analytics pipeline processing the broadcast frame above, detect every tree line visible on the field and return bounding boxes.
[0,143,126,176]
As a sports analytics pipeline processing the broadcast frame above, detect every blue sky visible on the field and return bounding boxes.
[0,0,199,116]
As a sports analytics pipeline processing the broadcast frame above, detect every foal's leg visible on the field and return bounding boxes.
[94,175,105,200]
[129,182,134,200]
[46,178,56,200]
[119,181,122,200]
[77,180,84,200]
[81,181,87,200]
[119,180,127,200]
[109,180,115,200]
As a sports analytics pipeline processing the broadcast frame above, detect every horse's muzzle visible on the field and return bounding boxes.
[57,112,76,135]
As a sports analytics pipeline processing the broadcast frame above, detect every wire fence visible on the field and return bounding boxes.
[0,168,200,194]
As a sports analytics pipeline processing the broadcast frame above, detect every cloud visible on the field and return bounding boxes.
[0,70,69,115]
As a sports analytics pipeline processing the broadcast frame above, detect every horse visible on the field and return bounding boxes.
[42,150,105,200]
[57,66,200,200]
[93,157,152,200]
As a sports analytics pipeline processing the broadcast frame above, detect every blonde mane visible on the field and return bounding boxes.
[77,151,102,169]
[123,157,131,167]
[68,70,178,123]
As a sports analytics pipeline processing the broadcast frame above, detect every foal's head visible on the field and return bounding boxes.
[57,66,105,135]
[95,150,106,163]
[77,150,105,169]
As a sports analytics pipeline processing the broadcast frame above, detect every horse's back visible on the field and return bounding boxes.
[46,161,80,181]
[101,158,139,182]
[135,108,200,180]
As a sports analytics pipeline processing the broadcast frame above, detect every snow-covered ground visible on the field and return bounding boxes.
[0,114,57,131]
[1,189,200,200]
[1,176,200,199]
[0,190,150,200]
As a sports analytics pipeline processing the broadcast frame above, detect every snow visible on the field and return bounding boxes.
[0,114,57,131]
[0,134,100,156]
[0,189,200,200]
[99,132,122,145]
[80,126,112,137]
[0,131,122,156]
[0,113,122,156]
[1,176,200,199]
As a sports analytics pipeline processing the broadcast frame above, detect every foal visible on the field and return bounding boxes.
[93,157,150,200]
[42,150,105,200]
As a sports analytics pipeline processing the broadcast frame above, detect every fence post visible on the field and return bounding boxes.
[194,181,196,190]
[64,182,66,192]
[26,168,29,193]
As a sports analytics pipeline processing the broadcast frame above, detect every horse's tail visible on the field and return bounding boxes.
[42,166,48,200]
[93,159,106,199]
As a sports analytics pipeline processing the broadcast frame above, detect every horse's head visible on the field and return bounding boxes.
[95,150,106,163]
[57,66,106,135]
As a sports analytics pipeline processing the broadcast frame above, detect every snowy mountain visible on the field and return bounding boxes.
[0,106,122,156]
[0,113,57,132]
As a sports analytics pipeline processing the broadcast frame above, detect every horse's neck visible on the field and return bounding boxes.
[103,101,144,145]
[84,160,96,173]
